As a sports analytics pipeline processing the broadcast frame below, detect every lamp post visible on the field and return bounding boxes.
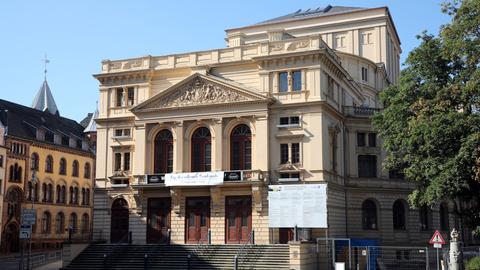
[26,171,37,270]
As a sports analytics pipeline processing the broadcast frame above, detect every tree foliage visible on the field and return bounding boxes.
[373,0,480,235]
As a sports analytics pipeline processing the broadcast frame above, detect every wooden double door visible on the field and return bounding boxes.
[111,198,129,243]
[147,198,171,244]
[186,197,210,243]
[225,196,252,244]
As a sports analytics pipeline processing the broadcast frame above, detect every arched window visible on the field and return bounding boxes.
[45,155,53,173]
[191,127,211,172]
[81,188,86,205]
[55,212,65,234]
[393,200,406,230]
[9,165,14,180]
[81,214,89,233]
[362,199,378,230]
[440,202,449,231]
[419,206,432,230]
[6,188,22,219]
[86,189,90,205]
[59,158,67,175]
[31,153,39,171]
[61,186,66,203]
[10,163,23,182]
[230,124,252,170]
[84,162,91,179]
[69,186,74,204]
[56,185,61,203]
[41,211,51,233]
[42,183,47,202]
[72,160,79,177]
[69,213,77,233]
[27,181,33,201]
[74,187,79,204]
[47,184,53,202]
[154,130,173,173]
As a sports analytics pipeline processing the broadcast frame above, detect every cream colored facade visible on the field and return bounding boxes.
[93,6,458,246]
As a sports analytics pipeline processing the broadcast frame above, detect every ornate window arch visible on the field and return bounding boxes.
[72,160,79,177]
[154,129,174,173]
[81,213,89,233]
[59,158,67,175]
[41,211,51,233]
[84,162,91,179]
[230,124,252,170]
[55,212,65,234]
[191,127,211,172]
[69,213,77,233]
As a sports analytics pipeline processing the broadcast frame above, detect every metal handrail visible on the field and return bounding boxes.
[235,230,255,266]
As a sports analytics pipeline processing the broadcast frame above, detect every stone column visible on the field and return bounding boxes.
[212,118,223,171]
[173,121,184,173]
[449,229,463,270]
[209,187,225,244]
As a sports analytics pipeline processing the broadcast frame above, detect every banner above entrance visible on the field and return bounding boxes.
[165,171,224,186]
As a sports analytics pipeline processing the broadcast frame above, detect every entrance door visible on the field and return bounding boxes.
[110,198,129,243]
[147,198,171,244]
[279,228,294,244]
[225,196,252,244]
[2,223,19,252]
[185,197,210,243]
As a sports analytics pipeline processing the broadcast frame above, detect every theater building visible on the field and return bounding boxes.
[93,6,463,246]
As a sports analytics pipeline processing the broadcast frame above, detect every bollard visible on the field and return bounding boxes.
[144,254,148,270]
[252,230,255,244]
[208,229,211,245]
[234,254,238,270]
[129,231,132,244]
[187,253,192,270]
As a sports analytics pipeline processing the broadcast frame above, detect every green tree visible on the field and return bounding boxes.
[373,0,480,235]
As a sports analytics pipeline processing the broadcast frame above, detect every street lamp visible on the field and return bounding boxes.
[27,170,37,270]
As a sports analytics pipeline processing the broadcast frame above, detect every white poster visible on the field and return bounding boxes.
[165,171,224,186]
[268,184,328,228]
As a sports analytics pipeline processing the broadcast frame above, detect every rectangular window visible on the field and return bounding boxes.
[123,152,130,171]
[291,143,300,163]
[292,70,302,91]
[127,87,135,106]
[357,132,366,147]
[279,72,288,92]
[368,133,376,147]
[278,116,300,128]
[205,143,211,171]
[361,67,368,82]
[358,155,377,178]
[280,144,289,164]
[114,153,121,171]
[279,173,300,180]
[115,88,123,107]
[114,129,131,138]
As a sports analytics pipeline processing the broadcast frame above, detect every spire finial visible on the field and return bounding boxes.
[43,53,50,80]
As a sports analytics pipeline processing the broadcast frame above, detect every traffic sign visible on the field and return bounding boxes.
[22,208,36,225]
[429,230,446,247]
[19,224,31,239]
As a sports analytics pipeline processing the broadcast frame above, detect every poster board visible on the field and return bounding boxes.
[268,184,328,228]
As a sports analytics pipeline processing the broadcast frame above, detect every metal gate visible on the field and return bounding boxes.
[316,238,352,269]
[352,246,429,270]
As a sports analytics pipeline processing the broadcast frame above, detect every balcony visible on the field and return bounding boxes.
[344,106,381,117]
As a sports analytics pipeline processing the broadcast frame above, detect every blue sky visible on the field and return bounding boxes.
[0,0,451,121]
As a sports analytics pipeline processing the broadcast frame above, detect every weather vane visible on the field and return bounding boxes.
[43,53,50,80]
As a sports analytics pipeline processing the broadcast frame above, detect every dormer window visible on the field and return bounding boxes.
[76,139,82,149]
[61,135,69,146]
[45,131,54,143]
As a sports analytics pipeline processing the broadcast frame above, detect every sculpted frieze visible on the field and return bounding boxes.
[151,77,250,108]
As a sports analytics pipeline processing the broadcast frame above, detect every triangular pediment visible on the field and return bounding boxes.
[132,73,270,112]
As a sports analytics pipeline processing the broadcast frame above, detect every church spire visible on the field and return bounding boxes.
[31,54,59,116]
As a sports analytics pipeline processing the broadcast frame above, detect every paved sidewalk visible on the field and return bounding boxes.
[33,260,62,270]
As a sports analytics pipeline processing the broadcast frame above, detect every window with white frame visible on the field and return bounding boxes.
[279,172,300,181]
[113,151,131,172]
[279,143,301,164]
[278,70,302,93]
[278,116,300,128]
[113,128,131,138]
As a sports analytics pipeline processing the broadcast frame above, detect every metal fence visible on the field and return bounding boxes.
[350,246,430,270]
[317,238,352,270]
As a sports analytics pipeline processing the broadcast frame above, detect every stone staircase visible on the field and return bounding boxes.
[62,244,290,270]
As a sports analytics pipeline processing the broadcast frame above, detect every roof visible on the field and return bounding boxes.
[253,5,366,26]
[0,99,88,148]
[80,113,93,128]
[31,79,59,115]
[83,108,98,133]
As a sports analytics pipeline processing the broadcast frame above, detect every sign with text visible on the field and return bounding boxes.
[22,208,36,225]
[20,224,31,239]
[165,171,224,186]
[268,184,328,228]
